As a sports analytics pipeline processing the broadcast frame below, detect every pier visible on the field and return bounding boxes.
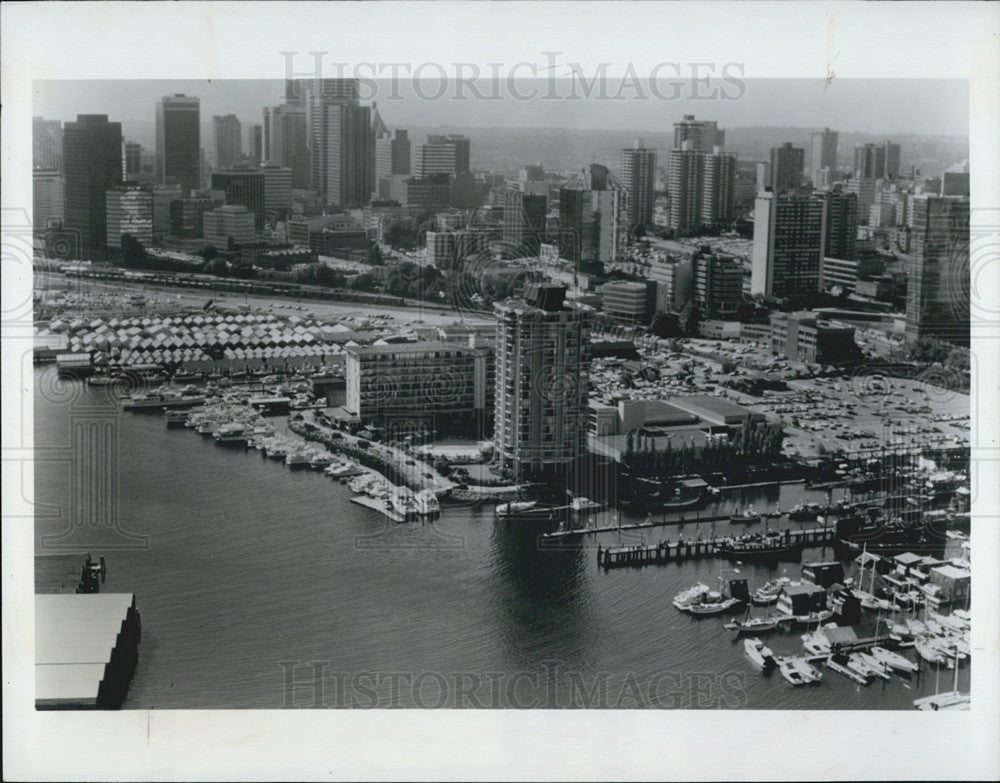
[593,526,835,569]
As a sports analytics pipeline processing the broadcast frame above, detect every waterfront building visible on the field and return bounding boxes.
[62,114,123,258]
[494,284,592,477]
[105,186,153,248]
[345,339,493,434]
[769,142,805,194]
[33,168,65,232]
[905,195,970,346]
[203,204,256,249]
[156,94,201,194]
[751,190,826,302]
[33,116,63,171]
[810,127,838,183]
[213,114,242,170]
[620,141,657,229]
[558,164,628,266]
[502,190,547,256]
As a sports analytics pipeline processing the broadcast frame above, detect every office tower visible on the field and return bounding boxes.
[308,78,372,207]
[249,124,263,166]
[558,164,628,266]
[150,184,183,241]
[211,168,267,231]
[673,115,724,151]
[769,142,805,194]
[213,114,242,170]
[156,94,201,194]
[33,117,63,171]
[412,134,471,177]
[203,204,257,248]
[844,177,877,223]
[751,190,827,301]
[402,174,451,212]
[755,162,770,193]
[647,257,693,312]
[375,129,410,199]
[124,142,143,178]
[261,165,293,220]
[810,127,838,182]
[942,165,970,197]
[601,281,655,323]
[263,104,309,188]
[449,172,482,209]
[62,114,123,258]
[211,167,263,229]
[818,184,858,261]
[906,195,970,345]
[494,284,591,477]
[33,169,65,232]
[693,250,743,319]
[883,142,901,180]
[519,164,545,186]
[667,145,704,231]
[700,147,737,226]
[620,141,657,229]
[502,190,547,256]
[105,186,153,247]
[734,164,759,211]
[169,190,226,238]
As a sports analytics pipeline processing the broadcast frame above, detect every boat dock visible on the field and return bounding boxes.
[350,494,406,523]
[594,526,835,569]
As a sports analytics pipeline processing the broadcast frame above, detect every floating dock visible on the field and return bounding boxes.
[593,526,836,569]
[350,495,406,523]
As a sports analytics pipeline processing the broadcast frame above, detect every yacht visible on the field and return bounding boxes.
[801,628,832,656]
[751,578,789,606]
[777,657,819,686]
[309,452,334,470]
[870,646,919,674]
[744,638,776,671]
[214,422,251,447]
[853,652,892,681]
[285,449,312,469]
[688,590,741,616]
[672,582,711,611]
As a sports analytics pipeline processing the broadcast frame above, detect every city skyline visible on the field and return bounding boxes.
[32,78,970,137]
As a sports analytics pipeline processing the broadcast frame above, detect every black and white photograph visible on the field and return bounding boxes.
[3,2,999,780]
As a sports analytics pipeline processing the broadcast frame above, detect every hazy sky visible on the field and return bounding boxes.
[34,78,968,138]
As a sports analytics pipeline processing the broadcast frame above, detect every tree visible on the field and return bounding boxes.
[367,242,384,266]
[679,301,701,336]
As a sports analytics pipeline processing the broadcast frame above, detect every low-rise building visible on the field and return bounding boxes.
[770,311,858,364]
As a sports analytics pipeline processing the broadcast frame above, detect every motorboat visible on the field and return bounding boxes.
[724,615,784,634]
[309,452,334,469]
[914,637,950,668]
[730,506,762,525]
[751,578,789,606]
[777,657,821,686]
[688,590,741,616]
[672,582,711,611]
[744,637,776,670]
[285,449,313,469]
[801,628,832,656]
[214,422,251,446]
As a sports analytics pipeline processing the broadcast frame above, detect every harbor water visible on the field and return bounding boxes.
[33,371,970,709]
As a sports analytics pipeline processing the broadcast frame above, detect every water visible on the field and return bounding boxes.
[33,370,970,709]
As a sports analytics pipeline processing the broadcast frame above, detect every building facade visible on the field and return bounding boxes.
[769,142,805,194]
[494,284,592,477]
[62,114,123,258]
[751,191,827,301]
[620,143,657,229]
[156,94,201,194]
[105,186,153,247]
[203,204,256,249]
[213,114,242,170]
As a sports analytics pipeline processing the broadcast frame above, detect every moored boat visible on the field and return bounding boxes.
[744,637,776,670]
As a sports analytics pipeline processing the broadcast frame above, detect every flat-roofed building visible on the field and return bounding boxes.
[600,280,654,324]
[345,339,493,434]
